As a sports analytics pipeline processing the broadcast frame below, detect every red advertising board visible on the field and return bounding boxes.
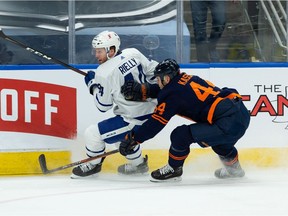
[0,79,77,139]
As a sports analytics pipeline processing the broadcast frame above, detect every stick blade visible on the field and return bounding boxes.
[38,154,49,174]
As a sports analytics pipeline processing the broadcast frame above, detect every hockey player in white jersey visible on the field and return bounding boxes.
[71,30,159,178]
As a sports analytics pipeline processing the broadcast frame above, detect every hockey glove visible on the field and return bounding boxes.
[84,70,97,95]
[119,131,138,156]
[121,80,150,101]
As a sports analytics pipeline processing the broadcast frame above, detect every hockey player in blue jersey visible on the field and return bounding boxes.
[119,59,250,182]
[71,31,159,178]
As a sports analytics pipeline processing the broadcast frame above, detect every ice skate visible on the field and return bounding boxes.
[71,157,105,179]
[150,164,183,182]
[214,160,245,179]
[118,155,149,175]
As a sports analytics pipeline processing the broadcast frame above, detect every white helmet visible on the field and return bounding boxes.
[92,30,121,58]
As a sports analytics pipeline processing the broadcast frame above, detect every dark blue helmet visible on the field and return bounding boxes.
[153,58,180,80]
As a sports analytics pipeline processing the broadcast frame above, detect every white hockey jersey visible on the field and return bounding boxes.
[92,48,158,125]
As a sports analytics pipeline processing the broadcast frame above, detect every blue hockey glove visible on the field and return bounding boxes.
[84,70,97,95]
[119,131,138,156]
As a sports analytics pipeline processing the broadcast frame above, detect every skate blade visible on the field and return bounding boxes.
[117,172,150,176]
[215,175,245,180]
[70,173,99,179]
[150,176,182,183]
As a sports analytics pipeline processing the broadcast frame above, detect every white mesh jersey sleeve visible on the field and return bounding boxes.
[92,48,158,125]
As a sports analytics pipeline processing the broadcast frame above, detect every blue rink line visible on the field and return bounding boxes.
[1,62,288,71]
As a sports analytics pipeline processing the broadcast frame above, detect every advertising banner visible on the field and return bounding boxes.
[0,66,287,150]
[0,78,76,139]
[0,65,288,174]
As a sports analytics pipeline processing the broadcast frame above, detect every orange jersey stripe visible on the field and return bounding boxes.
[207,93,242,124]
[201,141,210,147]
[223,154,239,166]
[151,114,168,125]
[226,93,242,100]
[207,97,223,124]
[169,152,189,161]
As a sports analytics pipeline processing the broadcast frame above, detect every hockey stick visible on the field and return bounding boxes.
[38,149,119,174]
[0,28,86,76]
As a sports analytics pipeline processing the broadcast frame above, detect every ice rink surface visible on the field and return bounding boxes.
[1,168,288,216]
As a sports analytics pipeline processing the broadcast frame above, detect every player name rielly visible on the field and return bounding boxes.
[118,58,137,75]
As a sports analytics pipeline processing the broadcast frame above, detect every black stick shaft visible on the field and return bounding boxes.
[0,29,86,76]
[39,149,119,174]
